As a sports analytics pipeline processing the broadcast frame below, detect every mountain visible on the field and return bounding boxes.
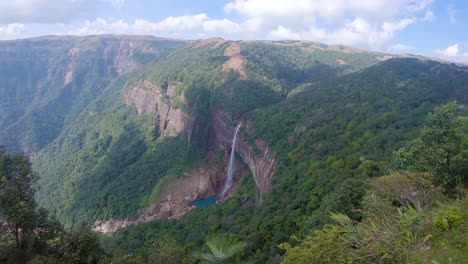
[0,35,186,155]
[0,36,467,263]
[28,37,392,228]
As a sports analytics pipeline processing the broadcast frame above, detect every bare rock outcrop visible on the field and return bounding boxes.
[92,150,247,235]
[123,80,195,139]
[94,80,278,235]
[222,43,246,79]
[211,109,277,196]
[124,82,277,200]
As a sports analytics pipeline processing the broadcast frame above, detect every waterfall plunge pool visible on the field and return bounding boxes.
[190,196,218,207]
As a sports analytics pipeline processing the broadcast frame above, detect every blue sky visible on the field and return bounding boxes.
[0,0,466,62]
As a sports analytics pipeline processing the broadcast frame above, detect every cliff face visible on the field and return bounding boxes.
[93,149,248,235]
[123,80,277,196]
[93,80,278,234]
[123,80,196,139]
[211,109,277,196]
[0,36,186,155]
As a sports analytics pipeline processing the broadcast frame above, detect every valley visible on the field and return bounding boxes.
[0,35,467,263]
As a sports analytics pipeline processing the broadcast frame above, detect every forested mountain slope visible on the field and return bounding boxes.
[0,35,186,155]
[30,38,395,229]
[0,36,467,263]
[103,58,468,263]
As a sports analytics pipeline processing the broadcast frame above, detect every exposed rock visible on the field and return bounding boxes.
[124,86,277,197]
[337,59,348,65]
[123,80,195,139]
[222,43,246,79]
[211,108,277,196]
[0,218,9,234]
[92,150,248,235]
[95,81,278,235]
[377,55,394,61]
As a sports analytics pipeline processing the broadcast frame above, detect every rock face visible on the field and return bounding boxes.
[124,81,277,195]
[211,109,277,196]
[93,150,247,235]
[123,80,197,140]
[0,35,186,155]
[94,80,278,234]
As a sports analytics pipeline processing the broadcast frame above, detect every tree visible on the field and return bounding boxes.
[0,145,108,263]
[392,102,463,189]
[0,147,42,261]
[193,234,246,264]
[59,229,103,264]
[279,225,351,264]
[148,235,188,264]
[367,171,443,212]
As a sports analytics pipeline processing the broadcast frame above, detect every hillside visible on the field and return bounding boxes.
[0,35,186,155]
[0,36,467,263]
[31,38,394,229]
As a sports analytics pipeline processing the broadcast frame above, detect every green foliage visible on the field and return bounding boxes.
[193,234,246,264]
[433,206,464,232]
[392,102,464,189]
[58,230,104,264]
[0,147,105,263]
[3,38,468,263]
[241,42,380,93]
[367,171,443,212]
[100,59,468,263]
[280,225,351,264]
[0,148,62,262]
[147,235,190,264]
[32,73,204,227]
[0,36,185,154]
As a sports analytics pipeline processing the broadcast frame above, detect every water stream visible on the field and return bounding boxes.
[221,122,242,197]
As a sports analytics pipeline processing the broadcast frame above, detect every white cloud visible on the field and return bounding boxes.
[0,0,436,52]
[422,11,435,21]
[435,44,459,57]
[224,0,431,51]
[447,5,457,24]
[265,17,415,51]
[269,26,300,39]
[70,14,242,38]
[225,0,431,24]
[388,43,412,53]
[0,23,25,39]
[203,19,242,35]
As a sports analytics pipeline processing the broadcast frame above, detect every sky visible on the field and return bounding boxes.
[0,0,467,62]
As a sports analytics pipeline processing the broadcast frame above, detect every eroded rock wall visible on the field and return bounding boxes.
[211,109,277,196]
[94,81,278,234]
[124,81,277,198]
[123,80,196,139]
[93,150,247,235]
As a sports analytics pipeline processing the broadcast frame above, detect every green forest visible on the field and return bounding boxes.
[0,37,467,263]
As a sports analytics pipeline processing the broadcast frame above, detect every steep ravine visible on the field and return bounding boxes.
[211,109,277,197]
[93,80,277,234]
[0,35,186,155]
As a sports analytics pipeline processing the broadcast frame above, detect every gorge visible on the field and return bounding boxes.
[221,122,242,197]
[1,35,467,263]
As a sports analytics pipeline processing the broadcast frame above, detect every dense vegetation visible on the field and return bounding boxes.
[281,103,468,263]
[34,75,203,228]
[1,37,467,263]
[31,40,386,228]
[0,148,104,263]
[102,59,468,263]
[0,36,185,154]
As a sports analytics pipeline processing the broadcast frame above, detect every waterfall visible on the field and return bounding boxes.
[221,122,242,197]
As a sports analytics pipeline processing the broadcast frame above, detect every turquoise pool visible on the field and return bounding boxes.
[191,196,218,207]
